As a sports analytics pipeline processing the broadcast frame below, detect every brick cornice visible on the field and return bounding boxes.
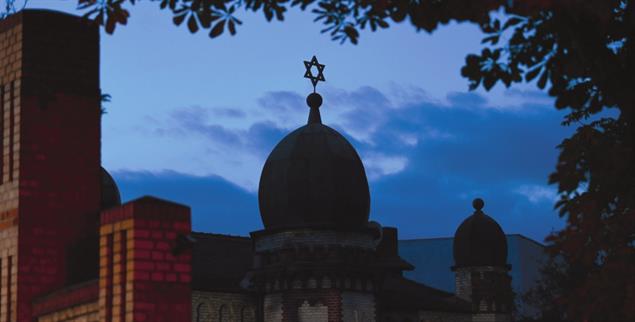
[31,280,98,317]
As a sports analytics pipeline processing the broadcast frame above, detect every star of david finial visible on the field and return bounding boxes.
[303,55,325,92]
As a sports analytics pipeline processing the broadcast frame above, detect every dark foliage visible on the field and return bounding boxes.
[518,257,570,322]
[77,1,635,321]
[1,0,27,19]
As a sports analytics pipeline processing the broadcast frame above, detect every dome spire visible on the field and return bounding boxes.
[472,198,485,214]
[303,55,326,124]
[258,58,370,230]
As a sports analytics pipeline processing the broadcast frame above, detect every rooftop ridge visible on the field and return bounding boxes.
[399,233,545,246]
[191,231,251,240]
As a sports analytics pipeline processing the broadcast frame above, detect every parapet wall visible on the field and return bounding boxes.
[99,196,192,322]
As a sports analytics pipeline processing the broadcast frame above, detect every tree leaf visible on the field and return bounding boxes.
[209,20,225,38]
[483,75,497,90]
[105,16,116,34]
[481,35,500,45]
[173,13,187,26]
[228,19,236,35]
[525,66,542,82]
[537,69,549,89]
[503,17,523,30]
[187,15,199,33]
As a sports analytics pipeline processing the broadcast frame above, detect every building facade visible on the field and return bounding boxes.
[0,10,519,322]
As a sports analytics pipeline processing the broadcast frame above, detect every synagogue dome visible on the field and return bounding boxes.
[453,198,508,268]
[258,93,370,230]
[101,167,121,210]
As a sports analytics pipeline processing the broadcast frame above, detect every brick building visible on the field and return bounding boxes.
[0,10,515,322]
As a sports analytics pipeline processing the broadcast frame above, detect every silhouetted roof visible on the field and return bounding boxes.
[378,276,471,312]
[101,167,121,210]
[258,117,370,230]
[453,199,508,268]
[190,232,253,292]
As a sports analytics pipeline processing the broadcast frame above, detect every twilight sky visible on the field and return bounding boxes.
[35,1,568,241]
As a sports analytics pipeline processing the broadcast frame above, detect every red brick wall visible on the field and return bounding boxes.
[100,196,192,322]
[0,10,101,322]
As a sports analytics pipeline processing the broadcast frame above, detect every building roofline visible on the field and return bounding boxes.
[399,236,454,242]
[506,233,546,247]
[399,233,545,247]
[191,231,251,241]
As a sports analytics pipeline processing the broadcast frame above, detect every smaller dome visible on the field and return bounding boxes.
[101,167,121,210]
[453,198,507,268]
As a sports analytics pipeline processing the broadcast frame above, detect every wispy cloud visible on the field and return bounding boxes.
[363,153,409,180]
[211,107,247,119]
[514,184,558,204]
[110,85,568,241]
[111,170,262,234]
[447,91,487,108]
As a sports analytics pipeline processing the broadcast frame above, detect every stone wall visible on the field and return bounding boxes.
[418,311,471,322]
[297,300,328,322]
[472,313,512,322]
[454,268,472,302]
[264,294,283,322]
[341,291,375,322]
[254,229,376,252]
[252,227,382,322]
[454,266,513,315]
[192,291,257,322]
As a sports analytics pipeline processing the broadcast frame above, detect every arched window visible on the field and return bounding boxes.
[196,303,210,322]
[219,304,229,322]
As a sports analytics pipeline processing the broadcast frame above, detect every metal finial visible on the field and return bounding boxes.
[473,198,485,212]
[306,92,322,124]
[303,55,325,93]
[304,56,325,124]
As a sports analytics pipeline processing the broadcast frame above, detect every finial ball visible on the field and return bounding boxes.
[307,92,323,109]
[472,198,485,211]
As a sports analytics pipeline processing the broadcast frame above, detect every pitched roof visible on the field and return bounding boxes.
[378,276,472,313]
[190,232,253,292]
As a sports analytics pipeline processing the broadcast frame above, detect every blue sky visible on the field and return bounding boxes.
[34,1,568,241]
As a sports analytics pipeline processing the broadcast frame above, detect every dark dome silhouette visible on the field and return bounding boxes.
[258,93,370,230]
[101,167,121,210]
[453,198,508,268]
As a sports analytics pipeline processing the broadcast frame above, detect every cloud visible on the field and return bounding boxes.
[447,91,487,108]
[112,170,262,235]
[127,85,568,241]
[171,106,243,146]
[211,107,247,118]
[514,184,558,204]
[504,88,552,102]
[256,91,306,128]
[286,86,397,144]
[257,91,304,114]
[168,105,287,155]
[362,153,409,180]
